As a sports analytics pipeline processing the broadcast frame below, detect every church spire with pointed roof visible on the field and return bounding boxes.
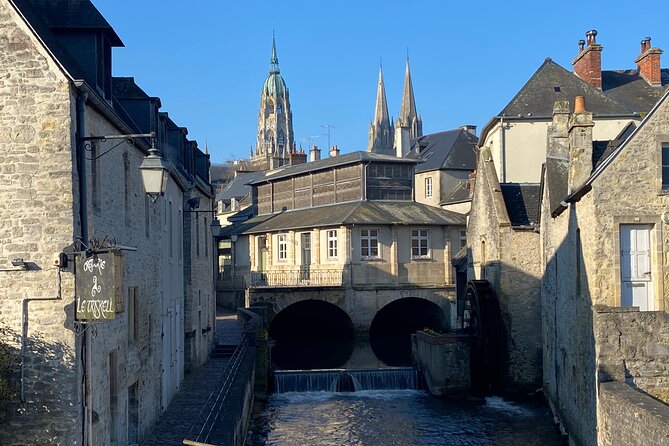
[397,57,422,139]
[252,34,295,170]
[368,66,394,154]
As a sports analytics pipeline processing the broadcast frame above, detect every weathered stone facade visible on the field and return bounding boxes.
[467,147,543,392]
[541,92,669,445]
[0,1,215,444]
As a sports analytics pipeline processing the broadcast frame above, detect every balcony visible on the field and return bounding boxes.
[249,268,344,288]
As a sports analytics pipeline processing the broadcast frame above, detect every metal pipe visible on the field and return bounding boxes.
[20,269,63,402]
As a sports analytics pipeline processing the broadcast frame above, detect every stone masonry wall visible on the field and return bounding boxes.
[598,381,669,446]
[594,306,669,402]
[0,2,80,444]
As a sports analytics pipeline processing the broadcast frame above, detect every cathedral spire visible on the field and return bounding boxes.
[368,66,394,154]
[270,32,280,74]
[397,57,422,139]
[373,67,390,127]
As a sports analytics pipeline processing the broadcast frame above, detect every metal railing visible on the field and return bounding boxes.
[249,268,344,288]
[183,335,251,445]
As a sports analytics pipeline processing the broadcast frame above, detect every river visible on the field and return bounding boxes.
[249,389,566,445]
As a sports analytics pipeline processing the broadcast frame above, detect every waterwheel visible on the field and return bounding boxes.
[463,280,502,393]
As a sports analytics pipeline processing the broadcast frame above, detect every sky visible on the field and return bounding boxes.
[93,0,669,164]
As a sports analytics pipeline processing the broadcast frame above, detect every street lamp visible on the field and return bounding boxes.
[139,140,169,202]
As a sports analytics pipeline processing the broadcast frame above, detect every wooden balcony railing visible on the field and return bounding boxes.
[249,269,344,288]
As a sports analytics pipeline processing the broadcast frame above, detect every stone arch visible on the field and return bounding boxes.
[369,295,449,366]
[269,298,355,370]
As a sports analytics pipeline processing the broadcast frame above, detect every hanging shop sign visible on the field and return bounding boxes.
[75,252,122,320]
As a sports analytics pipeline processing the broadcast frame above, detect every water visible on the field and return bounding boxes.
[249,391,566,446]
[273,368,418,393]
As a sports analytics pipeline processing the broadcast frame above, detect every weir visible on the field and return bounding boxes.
[273,367,418,393]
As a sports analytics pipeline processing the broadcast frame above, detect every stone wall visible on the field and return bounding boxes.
[468,148,542,392]
[411,332,471,395]
[0,2,80,444]
[598,381,669,446]
[594,306,669,402]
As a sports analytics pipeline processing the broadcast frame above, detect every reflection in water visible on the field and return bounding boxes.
[271,336,413,371]
[250,391,566,446]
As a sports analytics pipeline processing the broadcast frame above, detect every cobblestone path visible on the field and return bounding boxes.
[141,309,242,445]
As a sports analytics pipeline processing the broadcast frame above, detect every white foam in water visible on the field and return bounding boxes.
[484,396,533,416]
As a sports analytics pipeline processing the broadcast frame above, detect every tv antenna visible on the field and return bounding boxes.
[320,124,335,150]
[300,135,319,149]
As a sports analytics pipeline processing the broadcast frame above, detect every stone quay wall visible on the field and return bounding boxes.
[598,381,669,446]
[411,331,471,395]
[594,306,669,402]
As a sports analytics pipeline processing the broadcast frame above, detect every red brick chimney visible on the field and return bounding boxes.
[289,147,307,166]
[572,30,603,90]
[635,37,663,86]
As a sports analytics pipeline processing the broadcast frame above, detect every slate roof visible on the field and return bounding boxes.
[500,58,667,118]
[592,122,637,168]
[250,151,416,184]
[112,77,152,100]
[440,181,472,206]
[500,183,541,227]
[216,171,265,201]
[241,201,465,234]
[25,0,123,46]
[408,129,478,173]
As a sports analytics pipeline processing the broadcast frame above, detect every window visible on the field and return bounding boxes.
[425,177,433,199]
[662,144,669,190]
[459,230,467,249]
[123,152,130,226]
[327,230,338,258]
[277,233,288,261]
[360,229,379,259]
[411,229,430,258]
[204,217,208,258]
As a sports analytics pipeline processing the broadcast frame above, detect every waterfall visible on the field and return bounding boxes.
[273,367,418,393]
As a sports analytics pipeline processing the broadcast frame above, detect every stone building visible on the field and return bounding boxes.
[467,30,668,394]
[223,152,465,336]
[478,30,668,184]
[467,145,543,391]
[541,92,669,445]
[250,36,295,171]
[409,126,477,215]
[0,1,214,444]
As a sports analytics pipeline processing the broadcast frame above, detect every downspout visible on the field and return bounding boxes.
[500,116,506,183]
[75,89,91,446]
[21,270,63,403]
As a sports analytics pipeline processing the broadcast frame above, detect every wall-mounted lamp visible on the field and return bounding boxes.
[139,140,169,202]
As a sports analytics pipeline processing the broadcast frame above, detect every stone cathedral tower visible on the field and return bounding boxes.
[251,36,295,170]
[367,67,394,155]
[394,58,422,157]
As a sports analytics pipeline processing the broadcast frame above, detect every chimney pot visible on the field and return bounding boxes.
[574,96,586,113]
[578,39,586,51]
[586,29,598,45]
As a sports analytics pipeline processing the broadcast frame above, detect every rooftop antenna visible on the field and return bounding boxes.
[320,124,335,150]
[300,135,319,148]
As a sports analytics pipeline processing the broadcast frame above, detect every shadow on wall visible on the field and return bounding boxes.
[0,325,76,444]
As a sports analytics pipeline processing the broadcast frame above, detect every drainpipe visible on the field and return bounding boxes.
[75,89,91,446]
[21,269,63,403]
[500,117,506,183]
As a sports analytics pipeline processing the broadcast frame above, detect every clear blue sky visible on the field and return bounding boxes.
[94,0,669,164]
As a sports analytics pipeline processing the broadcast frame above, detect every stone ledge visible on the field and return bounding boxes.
[600,381,669,423]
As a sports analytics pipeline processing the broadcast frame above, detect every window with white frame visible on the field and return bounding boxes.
[425,177,433,199]
[360,229,379,259]
[411,229,430,258]
[327,230,338,259]
[277,233,287,261]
